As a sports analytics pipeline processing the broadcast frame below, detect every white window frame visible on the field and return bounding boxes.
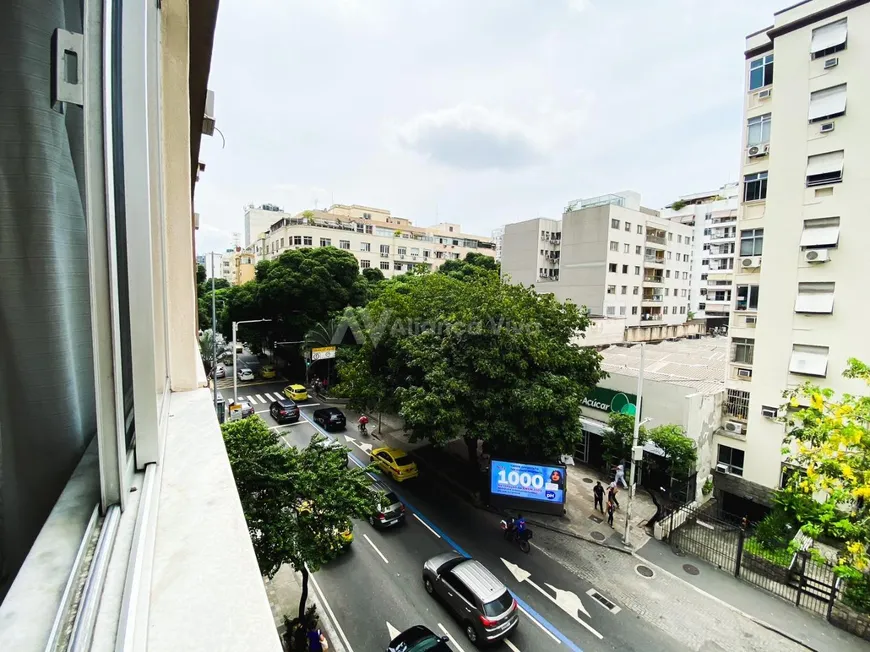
[379,261,389,270]
[744,172,768,202]
[747,113,771,146]
[360,242,371,252]
[339,240,351,250]
[790,344,829,377]
[795,282,835,314]
[380,244,390,255]
[320,238,331,247]
[718,445,745,476]
[609,241,619,251]
[749,54,773,91]
[360,260,371,269]
[739,228,764,256]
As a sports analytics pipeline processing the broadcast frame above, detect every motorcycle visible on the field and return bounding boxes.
[500,519,532,554]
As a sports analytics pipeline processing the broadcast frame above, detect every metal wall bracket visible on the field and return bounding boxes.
[51,28,85,109]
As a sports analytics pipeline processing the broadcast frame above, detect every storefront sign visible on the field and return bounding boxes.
[581,387,638,415]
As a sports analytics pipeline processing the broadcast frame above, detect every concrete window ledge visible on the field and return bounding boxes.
[146,386,281,651]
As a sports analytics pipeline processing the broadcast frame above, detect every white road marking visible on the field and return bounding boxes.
[255,394,265,403]
[264,392,277,401]
[308,567,355,652]
[437,623,467,652]
[412,513,442,539]
[297,402,321,407]
[246,395,257,404]
[386,621,401,641]
[504,640,521,652]
[255,409,271,414]
[516,603,560,643]
[362,534,389,564]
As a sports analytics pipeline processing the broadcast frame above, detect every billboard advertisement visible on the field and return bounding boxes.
[489,460,567,514]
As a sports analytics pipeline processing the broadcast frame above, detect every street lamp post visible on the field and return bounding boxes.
[232,319,272,403]
[623,342,647,548]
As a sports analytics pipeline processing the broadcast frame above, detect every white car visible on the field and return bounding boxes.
[214,364,226,379]
[237,368,254,382]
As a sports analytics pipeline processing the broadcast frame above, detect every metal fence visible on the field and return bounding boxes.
[667,502,839,621]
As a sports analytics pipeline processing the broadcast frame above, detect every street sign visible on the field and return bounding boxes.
[311,346,336,361]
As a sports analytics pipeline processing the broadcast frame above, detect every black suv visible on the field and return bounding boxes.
[368,482,405,529]
[270,398,300,424]
[312,407,346,431]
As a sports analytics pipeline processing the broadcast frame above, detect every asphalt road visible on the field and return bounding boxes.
[218,383,688,652]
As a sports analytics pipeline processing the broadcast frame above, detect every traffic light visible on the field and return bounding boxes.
[306,360,310,367]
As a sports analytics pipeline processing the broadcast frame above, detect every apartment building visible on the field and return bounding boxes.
[262,204,496,277]
[227,249,257,285]
[501,192,695,341]
[244,203,285,247]
[0,1,280,650]
[660,183,740,328]
[717,0,870,516]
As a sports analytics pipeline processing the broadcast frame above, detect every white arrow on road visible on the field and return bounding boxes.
[501,558,602,640]
[386,621,401,640]
[354,441,373,454]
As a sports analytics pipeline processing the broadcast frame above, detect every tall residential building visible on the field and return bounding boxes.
[501,192,696,342]
[660,183,740,329]
[717,0,870,516]
[0,0,278,649]
[262,204,496,277]
[244,203,285,247]
[492,227,505,262]
[203,251,225,279]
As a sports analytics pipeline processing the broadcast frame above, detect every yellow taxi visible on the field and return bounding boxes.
[370,447,419,482]
[260,365,276,379]
[296,500,353,548]
[284,384,308,401]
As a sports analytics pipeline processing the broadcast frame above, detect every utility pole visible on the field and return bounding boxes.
[624,342,645,547]
[233,319,272,402]
[211,254,217,413]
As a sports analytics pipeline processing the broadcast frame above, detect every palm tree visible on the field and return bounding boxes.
[304,319,339,348]
[199,329,217,371]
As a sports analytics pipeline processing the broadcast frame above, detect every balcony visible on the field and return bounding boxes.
[640,311,663,322]
[641,295,663,306]
[645,233,667,248]
[710,231,736,241]
[642,275,664,285]
[708,248,735,258]
[643,255,665,267]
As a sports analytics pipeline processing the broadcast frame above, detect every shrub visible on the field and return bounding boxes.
[754,509,797,550]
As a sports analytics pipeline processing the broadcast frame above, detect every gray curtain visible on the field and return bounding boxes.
[0,0,97,601]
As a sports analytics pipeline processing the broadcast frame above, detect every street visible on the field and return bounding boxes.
[219,376,689,652]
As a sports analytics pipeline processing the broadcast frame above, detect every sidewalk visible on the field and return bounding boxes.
[264,565,343,652]
[636,537,869,652]
[340,407,656,552]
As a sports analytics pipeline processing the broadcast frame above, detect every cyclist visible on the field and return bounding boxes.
[358,414,369,436]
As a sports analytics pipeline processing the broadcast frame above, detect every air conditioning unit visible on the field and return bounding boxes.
[716,463,730,473]
[747,143,770,158]
[741,256,762,268]
[824,57,839,69]
[737,368,753,378]
[745,316,757,326]
[757,89,771,100]
[804,248,830,263]
[724,421,745,435]
[761,406,778,419]
[820,122,835,133]
[380,253,389,258]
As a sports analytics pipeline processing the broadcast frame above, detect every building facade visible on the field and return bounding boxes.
[501,192,695,341]
[660,183,740,329]
[260,204,496,277]
[718,0,870,516]
[244,203,285,247]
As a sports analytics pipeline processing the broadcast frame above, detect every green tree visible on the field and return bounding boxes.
[362,266,386,284]
[778,358,870,576]
[196,263,207,286]
[336,269,604,467]
[602,412,646,469]
[437,251,500,279]
[221,417,376,621]
[647,424,697,479]
[198,329,218,371]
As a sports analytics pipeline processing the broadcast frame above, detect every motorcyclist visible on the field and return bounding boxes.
[505,514,526,541]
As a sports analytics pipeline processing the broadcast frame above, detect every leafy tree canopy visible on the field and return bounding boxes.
[779,358,870,576]
[437,251,500,280]
[222,417,376,619]
[220,247,369,343]
[362,267,386,284]
[196,263,207,286]
[336,269,605,460]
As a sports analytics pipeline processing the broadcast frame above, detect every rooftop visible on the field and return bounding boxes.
[598,337,728,395]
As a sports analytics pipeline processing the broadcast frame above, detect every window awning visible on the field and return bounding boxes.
[789,345,828,377]
[800,219,840,247]
[806,150,844,177]
[811,18,847,54]
[808,84,847,121]
[579,416,606,435]
[795,283,835,314]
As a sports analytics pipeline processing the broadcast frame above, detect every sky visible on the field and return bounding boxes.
[194,0,785,254]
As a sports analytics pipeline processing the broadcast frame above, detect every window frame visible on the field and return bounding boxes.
[739,229,764,256]
[747,113,772,147]
[743,172,768,202]
[749,54,773,91]
[718,445,745,476]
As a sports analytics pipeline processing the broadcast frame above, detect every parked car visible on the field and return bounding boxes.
[283,384,308,401]
[368,482,405,529]
[371,447,419,482]
[237,368,254,382]
[260,364,276,379]
[270,398,300,424]
[386,625,451,652]
[228,400,255,420]
[213,364,226,379]
[313,407,346,431]
[422,553,518,645]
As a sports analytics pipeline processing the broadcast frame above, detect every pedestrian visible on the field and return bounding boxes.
[614,464,628,489]
[606,499,615,527]
[593,481,605,513]
[608,482,620,509]
[307,621,328,652]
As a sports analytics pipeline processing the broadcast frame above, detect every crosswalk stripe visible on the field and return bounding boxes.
[265,393,277,401]
[246,395,257,404]
[255,394,265,403]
